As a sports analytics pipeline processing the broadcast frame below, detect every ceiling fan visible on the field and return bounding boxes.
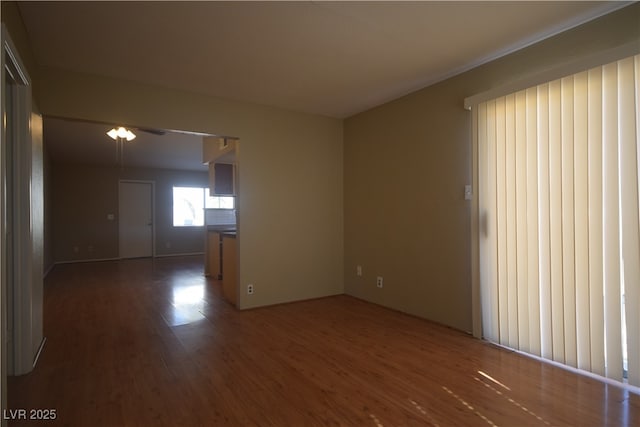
[107,125,166,168]
[106,125,166,140]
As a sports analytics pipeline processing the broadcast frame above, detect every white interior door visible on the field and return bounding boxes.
[119,181,153,258]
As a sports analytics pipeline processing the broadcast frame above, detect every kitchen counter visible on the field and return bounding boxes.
[207,225,236,232]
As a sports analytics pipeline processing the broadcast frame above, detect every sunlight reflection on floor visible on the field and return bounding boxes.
[368,413,384,427]
[163,284,206,326]
[473,371,550,426]
[442,385,497,426]
[408,399,440,427]
[173,284,205,306]
[477,370,511,390]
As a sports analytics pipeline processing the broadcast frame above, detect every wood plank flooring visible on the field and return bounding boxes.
[8,256,639,426]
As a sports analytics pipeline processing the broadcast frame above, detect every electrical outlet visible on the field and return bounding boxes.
[247,284,254,295]
[357,265,362,276]
[377,276,383,288]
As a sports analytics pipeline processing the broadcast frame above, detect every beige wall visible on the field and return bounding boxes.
[343,4,640,332]
[51,164,210,262]
[37,68,344,309]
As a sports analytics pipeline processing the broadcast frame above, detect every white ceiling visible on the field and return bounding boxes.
[17,1,628,170]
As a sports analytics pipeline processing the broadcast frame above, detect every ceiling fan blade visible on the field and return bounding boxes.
[137,127,166,136]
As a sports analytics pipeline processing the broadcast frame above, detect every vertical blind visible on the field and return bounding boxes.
[476,54,639,387]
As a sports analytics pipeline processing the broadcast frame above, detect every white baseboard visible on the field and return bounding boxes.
[43,263,55,279]
[54,253,203,265]
[491,341,640,396]
[55,257,120,265]
[154,252,204,258]
[33,337,47,368]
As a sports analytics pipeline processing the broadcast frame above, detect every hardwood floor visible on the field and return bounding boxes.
[8,256,639,426]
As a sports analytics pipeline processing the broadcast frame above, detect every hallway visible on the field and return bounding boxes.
[8,256,639,426]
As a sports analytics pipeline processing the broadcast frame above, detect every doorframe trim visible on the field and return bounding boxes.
[118,180,156,259]
[1,23,36,418]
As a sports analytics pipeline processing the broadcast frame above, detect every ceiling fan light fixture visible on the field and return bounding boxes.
[107,126,136,141]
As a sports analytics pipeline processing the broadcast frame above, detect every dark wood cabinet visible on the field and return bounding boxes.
[222,234,237,306]
[206,231,222,279]
[209,162,235,195]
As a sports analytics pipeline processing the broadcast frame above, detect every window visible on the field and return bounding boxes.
[205,189,235,209]
[173,187,204,226]
[173,187,235,227]
[473,54,639,387]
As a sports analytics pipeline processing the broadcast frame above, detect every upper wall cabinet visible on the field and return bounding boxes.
[210,162,235,195]
[203,136,237,195]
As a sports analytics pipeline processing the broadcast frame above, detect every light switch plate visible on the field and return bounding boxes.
[464,185,472,201]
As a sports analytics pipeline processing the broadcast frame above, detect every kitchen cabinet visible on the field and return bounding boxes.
[206,231,222,279]
[222,233,237,306]
[209,162,235,195]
